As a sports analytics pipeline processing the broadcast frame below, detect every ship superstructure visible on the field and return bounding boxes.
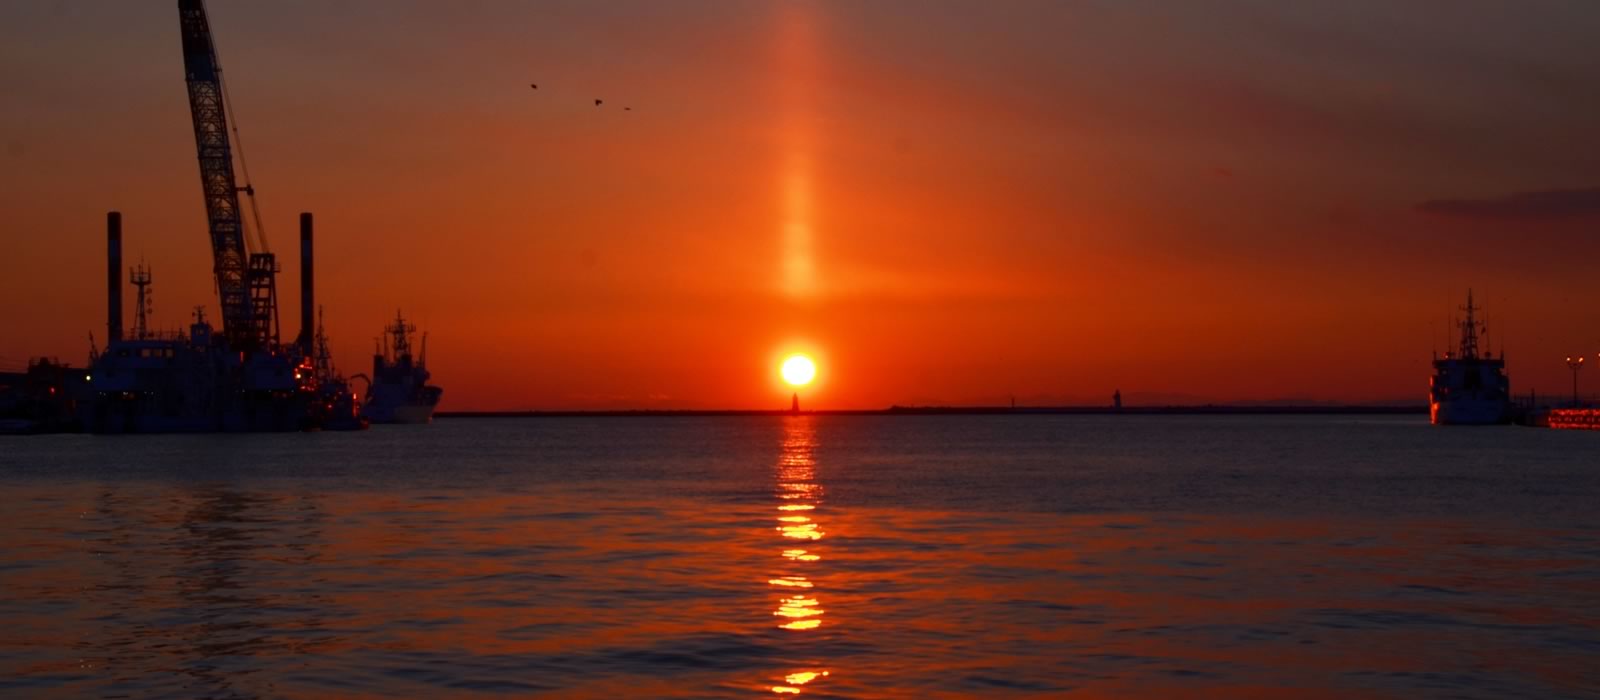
[1429,290,1511,425]
[83,298,313,432]
[358,311,443,424]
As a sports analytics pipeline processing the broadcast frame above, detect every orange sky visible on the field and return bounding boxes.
[3,1,1600,409]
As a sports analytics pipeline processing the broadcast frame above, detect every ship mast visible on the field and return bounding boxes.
[387,310,415,360]
[1459,289,1482,360]
[130,263,153,340]
[313,305,336,379]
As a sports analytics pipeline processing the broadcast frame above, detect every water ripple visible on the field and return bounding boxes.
[0,415,1597,697]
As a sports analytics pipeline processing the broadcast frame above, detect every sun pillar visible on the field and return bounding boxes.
[776,3,819,302]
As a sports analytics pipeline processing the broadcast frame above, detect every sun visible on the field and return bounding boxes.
[781,354,816,387]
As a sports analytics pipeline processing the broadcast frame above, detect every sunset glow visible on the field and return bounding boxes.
[2,4,1598,411]
[5,4,1598,700]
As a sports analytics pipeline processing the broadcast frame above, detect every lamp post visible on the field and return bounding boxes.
[1566,356,1585,407]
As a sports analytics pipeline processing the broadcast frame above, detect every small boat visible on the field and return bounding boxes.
[308,306,367,431]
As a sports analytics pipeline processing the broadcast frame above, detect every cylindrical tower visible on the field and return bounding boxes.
[300,212,314,355]
[107,211,123,343]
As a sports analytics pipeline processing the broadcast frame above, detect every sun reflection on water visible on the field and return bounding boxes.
[783,549,820,562]
[772,669,831,695]
[767,416,831,694]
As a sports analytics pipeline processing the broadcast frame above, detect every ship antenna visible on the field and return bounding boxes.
[1446,313,1454,358]
[1472,289,1484,357]
[1472,306,1484,357]
[313,305,334,377]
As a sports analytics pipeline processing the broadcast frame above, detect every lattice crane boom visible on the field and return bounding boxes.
[177,0,276,351]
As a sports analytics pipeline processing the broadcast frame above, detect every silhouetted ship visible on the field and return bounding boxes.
[308,306,367,431]
[359,311,442,424]
[80,1,347,433]
[1429,291,1511,425]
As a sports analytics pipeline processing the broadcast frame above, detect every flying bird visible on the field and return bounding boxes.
[624,107,632,111]
[594,99,603,107]
[529,83,537,89]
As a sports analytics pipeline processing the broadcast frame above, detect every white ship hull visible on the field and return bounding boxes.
[1430,398,1509,426]
[362,398,438,424]
[390,403,436,424]
[361,384,442,424]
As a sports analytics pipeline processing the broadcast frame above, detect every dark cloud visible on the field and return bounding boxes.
[1417,188,1600,221]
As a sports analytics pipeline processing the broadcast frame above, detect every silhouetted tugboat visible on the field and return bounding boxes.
[308,307,366,431]
[1429,291,1511,425]
[358,310,442,424]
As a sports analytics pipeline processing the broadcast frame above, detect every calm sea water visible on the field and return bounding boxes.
[2,415,1598,698]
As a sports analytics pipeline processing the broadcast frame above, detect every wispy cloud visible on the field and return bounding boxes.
[1418,187,1600,221]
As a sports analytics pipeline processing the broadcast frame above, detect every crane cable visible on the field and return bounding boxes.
[218,69,269,255]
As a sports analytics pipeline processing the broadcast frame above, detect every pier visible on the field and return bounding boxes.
[1546,409,1600,431]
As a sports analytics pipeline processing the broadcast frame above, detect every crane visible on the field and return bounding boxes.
[177,0,278,353]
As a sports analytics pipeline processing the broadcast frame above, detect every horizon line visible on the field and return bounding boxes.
[436,404,1429,419]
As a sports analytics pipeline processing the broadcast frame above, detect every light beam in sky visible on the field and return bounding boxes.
[777,3,818,300]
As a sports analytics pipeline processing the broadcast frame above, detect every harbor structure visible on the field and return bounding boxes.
[1565,355,1585,408]
[78,1,342,432]
[1526,354,1600,430]
[0,358,83,434]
